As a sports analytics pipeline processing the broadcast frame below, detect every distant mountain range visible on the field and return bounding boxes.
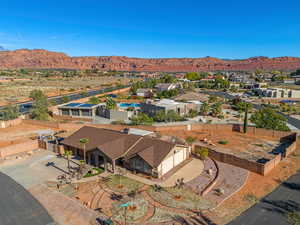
[0,49,300,72]
[0,46,7,51]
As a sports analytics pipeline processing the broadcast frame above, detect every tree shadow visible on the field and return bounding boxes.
[171,215,190,225]
[262,199,300,215]
[110,193,123,201]
[196,212,217,225]
[282,182,300,191]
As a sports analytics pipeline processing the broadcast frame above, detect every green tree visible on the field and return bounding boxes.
[233,101,253,112]
[64,150,73,172]
[185,72,200,81]
[131,113,154,125]
[211,102,223,117]
[185,136,196,145]
[79,138,89,164]
[88,96,100,104]
[165,110,183,122]
[194,147,209,160]
[187,109,198,118]
[154,110,166,122]
[208,95,218,103]
[200,102,210,116]
[159,74,176,83]
[1,104,19,121]
[213,75,230,89]
[106,97,117,110]
[29,90,49,121]
[250,107,290,131]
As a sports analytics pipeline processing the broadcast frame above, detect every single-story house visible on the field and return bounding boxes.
[58,102,104,118]
[61,126,190,178]
[140,99,200,117]
[136,88,153,98]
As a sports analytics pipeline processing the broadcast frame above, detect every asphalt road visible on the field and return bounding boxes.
[227,170,300,225]
[0,85,129,114]
[204,90,300,129]
[0,172,55,225]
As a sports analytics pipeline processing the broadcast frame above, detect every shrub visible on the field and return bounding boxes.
[218,140,228,145]
[185,136,196,145]
[287,211,300,225]
[194,146,209,160]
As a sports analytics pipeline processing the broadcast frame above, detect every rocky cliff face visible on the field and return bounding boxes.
[0,49,300,72]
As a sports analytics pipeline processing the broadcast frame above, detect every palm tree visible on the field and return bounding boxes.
[79,138,89,164]
[64,150,73,172]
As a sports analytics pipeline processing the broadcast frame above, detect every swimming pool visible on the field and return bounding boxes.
[119,103,141,108]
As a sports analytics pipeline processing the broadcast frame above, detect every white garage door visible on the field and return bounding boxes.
[161,156,174,175]
[174,149,186,166]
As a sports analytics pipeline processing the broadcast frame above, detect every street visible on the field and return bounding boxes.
[0,172,55,225]
[227,169,300,225]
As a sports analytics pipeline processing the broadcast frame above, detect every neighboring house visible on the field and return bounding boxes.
[58,102,104,118]
[155,83,181,92]
[140,99,200,117]
[61,126,190,178]
[136,88,153,98]
[255,88,300,98]
[98,105,136,121]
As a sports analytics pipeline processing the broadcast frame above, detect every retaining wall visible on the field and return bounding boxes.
[0,118,23,128]
[0,140,38,159]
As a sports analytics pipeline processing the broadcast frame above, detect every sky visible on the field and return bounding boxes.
[0,0,300,58]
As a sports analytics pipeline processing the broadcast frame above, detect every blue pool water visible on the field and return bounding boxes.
[119,103,141,108]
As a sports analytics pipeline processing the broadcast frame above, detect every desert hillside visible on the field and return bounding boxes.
[1,49,300,72]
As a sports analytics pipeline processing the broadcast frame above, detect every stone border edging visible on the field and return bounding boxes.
[209,170,250,211]
[201,158,219,196]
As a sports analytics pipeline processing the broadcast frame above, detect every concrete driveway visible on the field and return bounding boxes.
[0,172,55,225]
[0,150,74,189]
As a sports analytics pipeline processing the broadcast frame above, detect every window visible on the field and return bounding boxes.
[82,109,92,117]
[61,109,69,116]
[71,109,80,116]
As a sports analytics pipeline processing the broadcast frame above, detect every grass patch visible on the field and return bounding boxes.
[218,140,228,145]
[105,175,144,193]
[244,194,259,204]
[148,207,187,223]
[147,186,214,210]
[83,167,104,178]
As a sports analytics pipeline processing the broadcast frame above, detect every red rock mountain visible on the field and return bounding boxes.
[1,49,300,72]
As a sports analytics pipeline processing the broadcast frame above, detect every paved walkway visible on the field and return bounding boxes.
[125,158,204,187]
[186,158,217,194]
[0,172,55,225]
[206,161,249,208]
[30,184,100,225]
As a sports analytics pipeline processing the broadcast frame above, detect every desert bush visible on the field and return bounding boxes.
[218,140,228,145]
[194,146,209,160]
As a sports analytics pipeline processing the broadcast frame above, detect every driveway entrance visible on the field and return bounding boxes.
[0,172,55,225]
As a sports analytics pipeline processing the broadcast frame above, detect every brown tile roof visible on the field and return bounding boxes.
[61,126,180,167]
[60,126,140,159]
[125,138,176,168]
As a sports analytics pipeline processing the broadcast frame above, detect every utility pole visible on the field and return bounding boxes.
[243,104,248,134]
